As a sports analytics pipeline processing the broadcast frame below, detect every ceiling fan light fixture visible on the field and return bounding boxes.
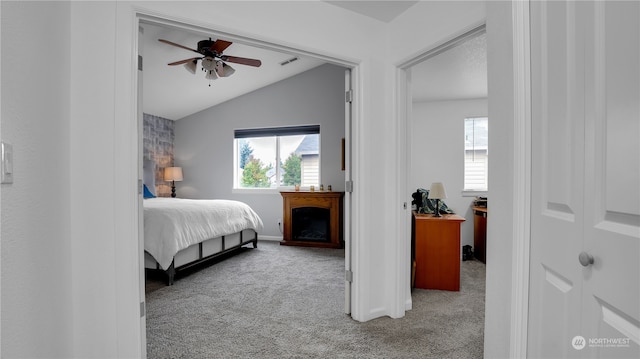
[220,62,236,77]
[184,60,197,74]
[215,61,224,77]
[158,38,261,85]
[205,70,218,80]
[215,60,236,78]
[201,57,216,71]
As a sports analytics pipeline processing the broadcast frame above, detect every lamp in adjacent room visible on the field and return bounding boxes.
[428,182,447,217]
[164,167,183,198]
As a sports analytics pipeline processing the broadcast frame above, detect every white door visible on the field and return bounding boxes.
[529,1,639,358]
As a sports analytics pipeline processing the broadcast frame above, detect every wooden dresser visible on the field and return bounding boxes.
[412,211,465,291]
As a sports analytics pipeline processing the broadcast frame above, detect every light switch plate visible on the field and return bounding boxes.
[1,142,14,184]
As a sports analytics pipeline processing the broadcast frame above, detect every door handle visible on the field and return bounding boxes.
[579,252,594,267]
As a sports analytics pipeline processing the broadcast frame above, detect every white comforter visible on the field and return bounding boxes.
[144,198,264,270]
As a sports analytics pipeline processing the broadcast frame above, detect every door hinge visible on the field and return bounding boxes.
[138,55,143,71]
[345,270,353,283]
[140,301,145,317]
[403,202,408,210]
[138,179,143,195]
[345,180,354,193]
[345,89,353,103]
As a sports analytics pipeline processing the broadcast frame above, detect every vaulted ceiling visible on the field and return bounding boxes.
[141,1,486,121]
[141,21,325,120]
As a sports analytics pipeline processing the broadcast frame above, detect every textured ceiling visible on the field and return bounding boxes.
[411,33,487,102]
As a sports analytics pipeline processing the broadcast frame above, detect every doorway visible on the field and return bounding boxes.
[398,22,487,320]
[136,15,356,353]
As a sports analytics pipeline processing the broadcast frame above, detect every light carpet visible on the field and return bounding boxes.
[145,241,485,358]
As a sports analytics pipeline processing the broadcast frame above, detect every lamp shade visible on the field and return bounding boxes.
[216,61,235,77]
[184,60,197,74]
[428,182,447,199]
[164,167,183,182]
[205,70,218,80]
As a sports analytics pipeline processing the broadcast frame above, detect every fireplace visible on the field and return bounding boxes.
[280,191,344,248]
[292,207,331,242]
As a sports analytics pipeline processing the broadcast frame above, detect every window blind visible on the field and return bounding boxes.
[234,125,320,139]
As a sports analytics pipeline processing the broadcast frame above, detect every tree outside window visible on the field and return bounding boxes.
[282,153,301,186]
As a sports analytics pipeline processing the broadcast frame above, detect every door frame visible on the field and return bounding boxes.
[509,1,532,357]
[395,22,487,314]
[394,4,532,355]
[133,11,360,354]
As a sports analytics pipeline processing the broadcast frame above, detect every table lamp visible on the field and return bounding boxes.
[428,182,447,217]
[164,167,183,198]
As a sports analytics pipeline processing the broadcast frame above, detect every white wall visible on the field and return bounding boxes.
[386,0,487,318]
[395,2,518,356]
[0,1,517,357]
[70,2,124,357]
[484,1,517,357]
[174,64,346,238]
[124,0,488,349]
[72,2,388,355]
[388,1,487,61]
[411,98,488,250]
[1,1,73,357]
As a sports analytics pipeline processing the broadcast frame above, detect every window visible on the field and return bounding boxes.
[234,125,320,190]
[464,117,488,192]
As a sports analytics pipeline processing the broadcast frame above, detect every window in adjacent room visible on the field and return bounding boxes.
[464,117,488,192]
[233,125,320,190]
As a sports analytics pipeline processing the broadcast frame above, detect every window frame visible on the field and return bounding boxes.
[462,117,488,195]
[232,125,321,193]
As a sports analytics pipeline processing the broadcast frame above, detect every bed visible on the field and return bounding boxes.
[142,161,263,285]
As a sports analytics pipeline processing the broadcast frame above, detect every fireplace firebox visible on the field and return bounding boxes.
[292,207,330,242]
[280,191,344,248]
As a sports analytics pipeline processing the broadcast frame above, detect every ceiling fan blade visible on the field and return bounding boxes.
[158,39,200,54]
[168,57,201,66]
[223,56,262,67]
[211,39,233,54]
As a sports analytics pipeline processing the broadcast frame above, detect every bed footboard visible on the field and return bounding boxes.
[147,229,258,285]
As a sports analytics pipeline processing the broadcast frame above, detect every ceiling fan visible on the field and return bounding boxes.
[159,38,262,82]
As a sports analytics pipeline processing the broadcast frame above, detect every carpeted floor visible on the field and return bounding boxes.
[145,241,485,358]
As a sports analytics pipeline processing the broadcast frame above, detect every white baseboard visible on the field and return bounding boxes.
[257,235,282,242]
